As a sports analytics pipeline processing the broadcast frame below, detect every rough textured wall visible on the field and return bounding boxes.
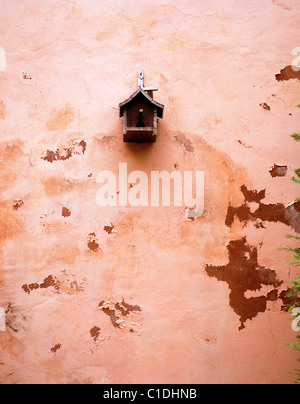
[0,0,299,384]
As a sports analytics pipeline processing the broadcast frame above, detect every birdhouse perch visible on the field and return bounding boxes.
[119,70,164,143]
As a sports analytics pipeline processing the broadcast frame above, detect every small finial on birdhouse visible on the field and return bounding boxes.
[137,69,158,92]
[138,69,144,88]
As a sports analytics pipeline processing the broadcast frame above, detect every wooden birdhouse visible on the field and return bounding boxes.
[119,70,164,143]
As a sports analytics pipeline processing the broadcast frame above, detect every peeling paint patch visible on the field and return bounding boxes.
[41,140,86,163]
[99,303,120,328]
[240,185,265,203]
[59,271,86,294]
[275,65,300,81]
[22,275,60,295]
[50,343,62,354]
[98,299,142,332]
[103,223,116,234]
[90,326,101,342]
[205,237,283,330]
[174,134,195,153]
[269,164,287,177]
[226,185,300,233]
[22,271,86,295]
[62,207,71,217]
[87,233,100,252]
[115,299,142,316]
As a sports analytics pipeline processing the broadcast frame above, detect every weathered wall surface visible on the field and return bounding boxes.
[0,0,299,384]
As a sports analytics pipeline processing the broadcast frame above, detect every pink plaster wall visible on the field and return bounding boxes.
[0,0,299,384]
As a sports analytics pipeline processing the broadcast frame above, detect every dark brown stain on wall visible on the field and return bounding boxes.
[226,185,300,233]
[87,233,99,252]
[240,185,265,203]
[103,224,115,234]
[275,65,300,81]
[269,164,287,177]
[22,275,60,295]
[98,301,121,328]
[50,343,62,354]
[205,237,283,330]
[115,299,142,316]
[90,326,101,342]
[62,207,71,217]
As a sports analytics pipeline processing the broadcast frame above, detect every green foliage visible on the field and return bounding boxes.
[292,177,300,184]
[285,274,300,302]
[282,249,300,267]
[285,272,300,383]
[285,126,300,384]
[291,133,300,142]
[287,336,300,384]
[286,235,300,240]
[288,336,300,351]
[293,169,300,184]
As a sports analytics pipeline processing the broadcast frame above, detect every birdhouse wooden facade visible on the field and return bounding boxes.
[119,71,164,143]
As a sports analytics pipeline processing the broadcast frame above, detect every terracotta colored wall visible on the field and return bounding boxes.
[0,0,299,384]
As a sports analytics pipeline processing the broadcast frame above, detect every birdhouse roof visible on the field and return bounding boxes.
[119,88,164,119]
